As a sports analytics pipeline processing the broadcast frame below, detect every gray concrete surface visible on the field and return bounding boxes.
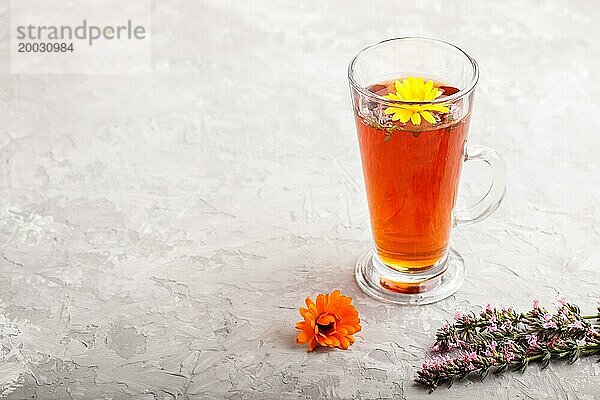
[1,0,599,398]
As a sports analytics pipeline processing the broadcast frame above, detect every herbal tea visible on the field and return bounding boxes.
[350,38,505,304]
[355,79,468,270]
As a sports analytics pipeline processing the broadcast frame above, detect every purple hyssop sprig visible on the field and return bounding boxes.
[416,297,600,390]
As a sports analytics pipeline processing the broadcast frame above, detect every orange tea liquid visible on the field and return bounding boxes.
[356,80,468,271]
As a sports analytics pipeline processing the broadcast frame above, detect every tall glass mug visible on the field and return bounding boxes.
[349,38,506,304]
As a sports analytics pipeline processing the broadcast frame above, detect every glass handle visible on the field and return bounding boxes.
[454,144,507,226]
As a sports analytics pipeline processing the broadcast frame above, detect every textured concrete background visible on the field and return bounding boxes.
[0,0,599,398]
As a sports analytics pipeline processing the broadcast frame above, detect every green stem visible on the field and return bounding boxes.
[582,314,599,320]
[510,344,600,370]
[541,344,599,360]
[581,344,600,356]
[525,353,544,362]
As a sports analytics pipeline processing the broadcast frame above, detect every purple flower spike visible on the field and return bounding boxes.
[417,298,600,391]
[542,321,557,329]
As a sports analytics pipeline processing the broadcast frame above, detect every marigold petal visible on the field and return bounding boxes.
[338,312,358,321]
[391,112,402,121]
[428,104,449,113]
[398,110,412,123]
[400,79,411,100]
[327,290,341,312]
[384,107,398,115]
[316,314,335,325]
[416,77,425,98]
[296,330,312,344]
[411,112,421,125]
[337,335,350,350]
[308,337,318,352]
[394,80,403,94]
[424,89,436,101]
[338,296,352,307]
[316,294,326,312]
[296,321,309,330]
[421,111,436,124]
[339,315,358,324]
[315,334,328,346]
[340,319,360,330]
[328,336,340,347]
[407,77,417,98]
[305,297,315,309]
[339,304,358,313]
[415,78,423,99]
[383,93,401,101]
[339,325,356,335]
[424,80,434,96]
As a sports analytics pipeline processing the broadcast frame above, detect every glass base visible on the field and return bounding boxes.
[354,248,465,305]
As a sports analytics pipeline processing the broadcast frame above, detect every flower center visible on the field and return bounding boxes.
[316,313,336,334]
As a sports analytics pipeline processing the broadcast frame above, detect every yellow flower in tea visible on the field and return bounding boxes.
[383,77,450,126]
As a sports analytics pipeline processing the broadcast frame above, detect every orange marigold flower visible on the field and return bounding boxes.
[295,289,361,352]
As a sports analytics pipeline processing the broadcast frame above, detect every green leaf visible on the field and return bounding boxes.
[480,367,491,381]
[494,363,507,374]
[540,352,551,369]
[569,349,581,364]
[517,359,529,373]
